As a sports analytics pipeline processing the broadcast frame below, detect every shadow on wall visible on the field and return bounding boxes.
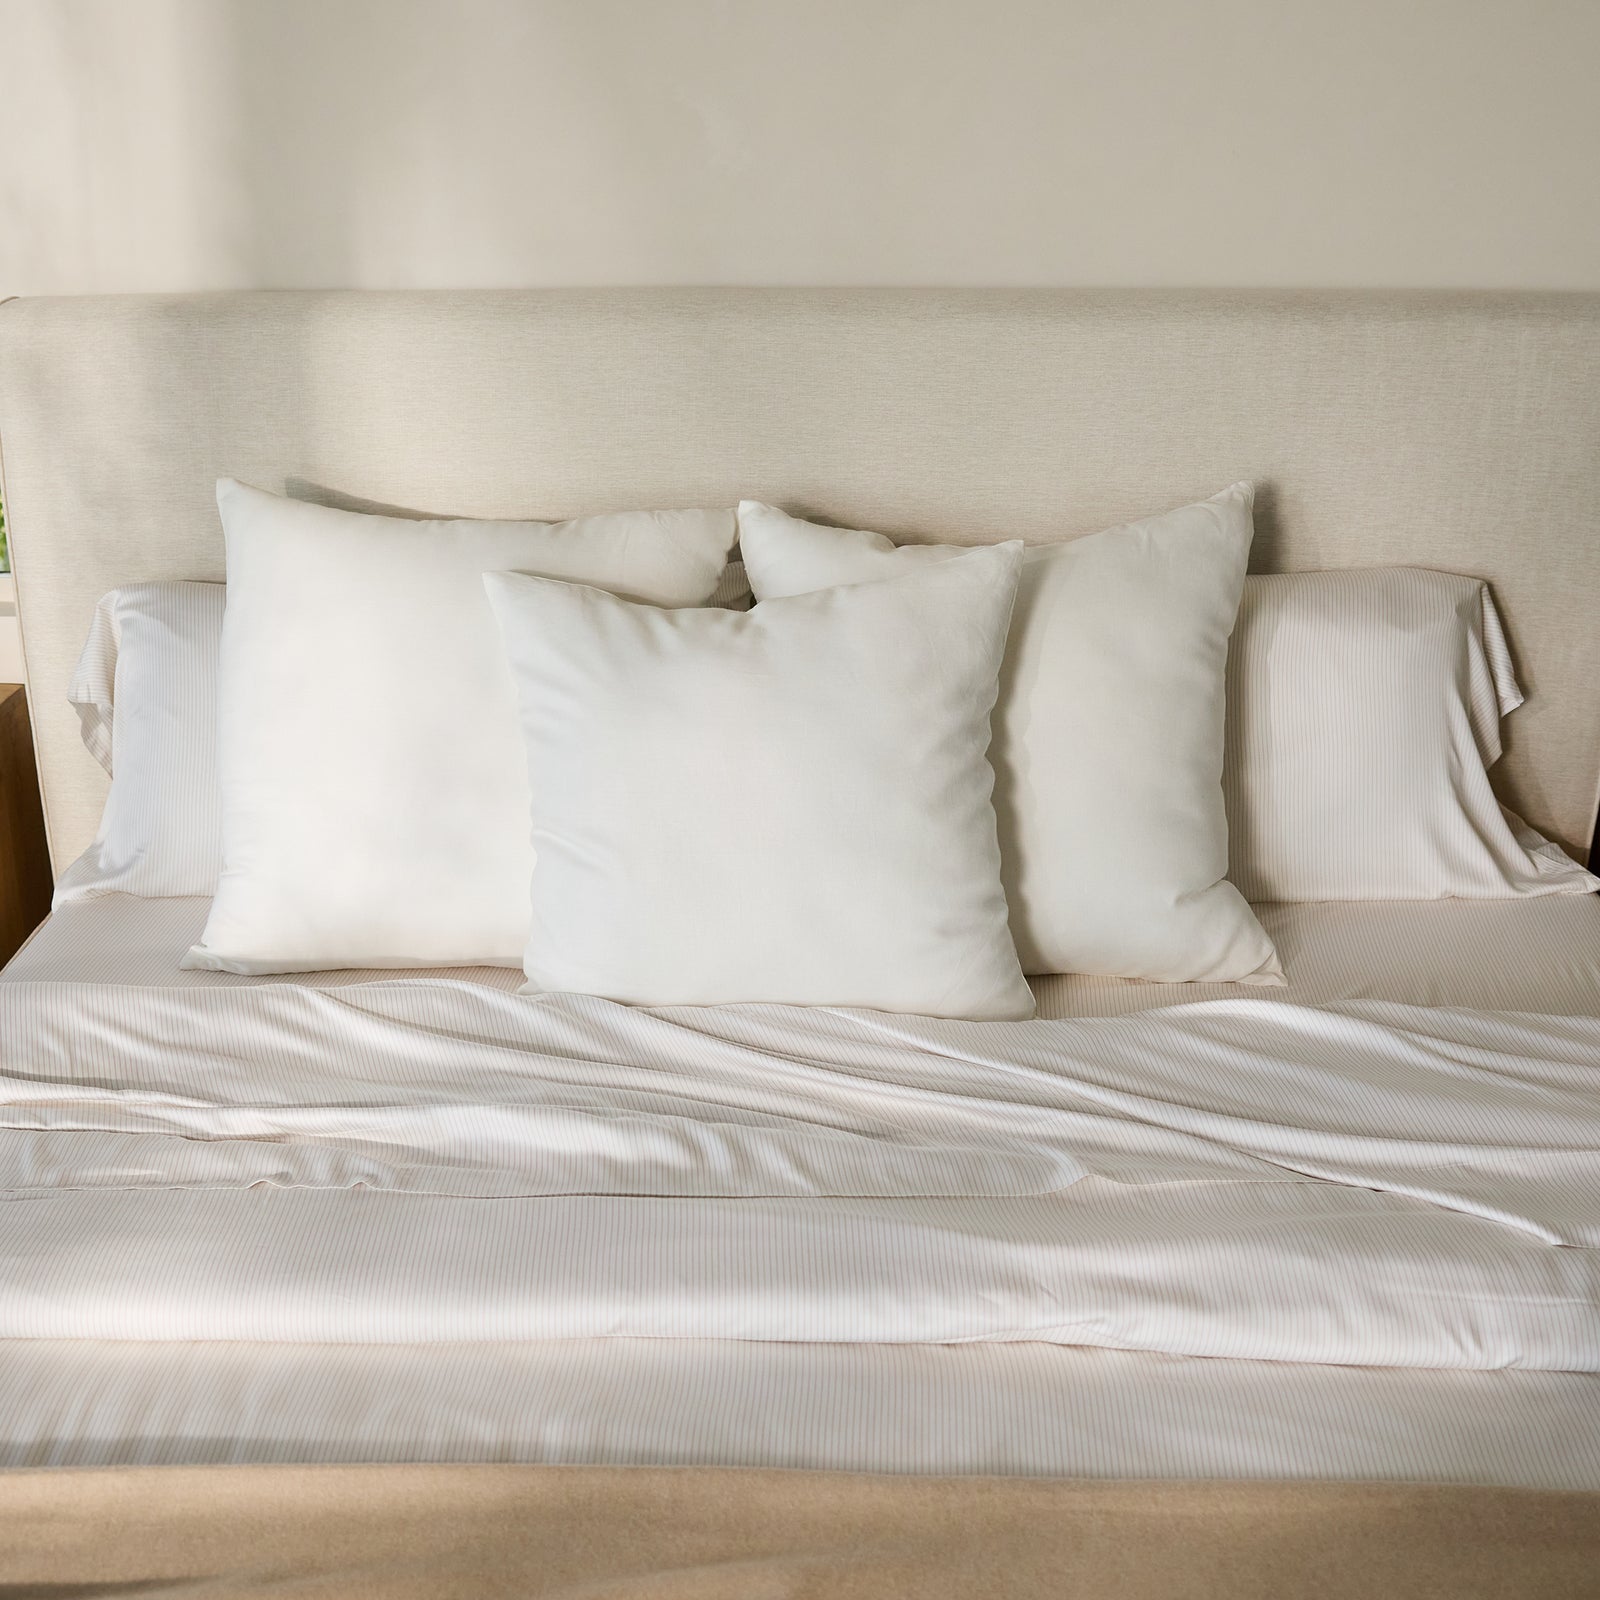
[3,0,671,293]
[10,0,1600,294]
[200,0,688,288]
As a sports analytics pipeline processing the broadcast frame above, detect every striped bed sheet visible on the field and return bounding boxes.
[1,890,1598,1481]
[6,1340,1600,1486]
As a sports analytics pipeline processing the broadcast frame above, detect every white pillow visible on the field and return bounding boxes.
[1225,568,1600,902]
[484,545,1035,1018]
[738,491,1282,985]
[56,582,225,904]
[186,481,736,973]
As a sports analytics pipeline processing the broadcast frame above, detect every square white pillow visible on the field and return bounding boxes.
[187,481,736,973]
[484,544,1034,1018]
[738,490,1281,985]
[1225,568,1600,901]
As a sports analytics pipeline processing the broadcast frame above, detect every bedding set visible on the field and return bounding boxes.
[4,478,1600,1591]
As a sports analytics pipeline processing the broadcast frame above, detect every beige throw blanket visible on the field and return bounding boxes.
[3,1466,1597,1599]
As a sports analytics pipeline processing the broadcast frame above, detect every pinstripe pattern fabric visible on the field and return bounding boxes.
[53,563,752,905]
[2,1339,1597,1485]
[1225,569,1599,901]
[2,896,1598,1481]
[707,557,752,610]
[2,974,1598,1362]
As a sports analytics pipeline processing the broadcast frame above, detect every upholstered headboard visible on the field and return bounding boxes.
[1,289,1598,875]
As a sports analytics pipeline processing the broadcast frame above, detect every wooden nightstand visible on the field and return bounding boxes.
[0,683,52,965]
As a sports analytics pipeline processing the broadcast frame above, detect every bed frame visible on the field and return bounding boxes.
[1,289,1598,874]
[4,287,1600,1594]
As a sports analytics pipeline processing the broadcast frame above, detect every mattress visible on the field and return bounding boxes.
[2,890,1598,1483]
[10,890,1600,1017]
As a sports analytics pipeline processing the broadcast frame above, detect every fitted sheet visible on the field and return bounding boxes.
[9,890,1600,1016]
[4,891,1599,1484]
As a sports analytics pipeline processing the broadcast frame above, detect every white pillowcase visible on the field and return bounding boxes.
[55,582,225,904]
[187,481,736,973]
[738,491,1282,985]
[1225,568,1600,902]
[484,545,1034,1018]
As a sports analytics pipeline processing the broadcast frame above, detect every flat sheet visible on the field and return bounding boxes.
[6,1339,1600,1486]
[7,1467,1598,1600]
[10,890,1600,1016]
[4,892,1599,1484]
[5,981,1600,1362]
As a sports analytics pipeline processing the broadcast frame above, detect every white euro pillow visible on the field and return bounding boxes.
[484,544,1034,1018]
[187,481,735,973]
[738,490,1282,985]
[1225,568,1600,901]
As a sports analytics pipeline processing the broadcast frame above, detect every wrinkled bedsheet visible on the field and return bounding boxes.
[2,983,1597,1369]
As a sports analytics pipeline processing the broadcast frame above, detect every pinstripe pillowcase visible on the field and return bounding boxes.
[1224,568,1598,902]
[55,563,754,905]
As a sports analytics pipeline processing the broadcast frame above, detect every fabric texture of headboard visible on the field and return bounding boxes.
[1,288,1597,875]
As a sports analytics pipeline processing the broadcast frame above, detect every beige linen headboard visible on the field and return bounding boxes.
[1,288,1597,875]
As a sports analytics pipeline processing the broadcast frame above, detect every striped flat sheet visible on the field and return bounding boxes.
[2,979,1598,1368]
[7,1337,1600,1485]
[3,892,1598,1481]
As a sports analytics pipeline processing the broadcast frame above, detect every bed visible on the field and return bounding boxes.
[1,289,1598,1597]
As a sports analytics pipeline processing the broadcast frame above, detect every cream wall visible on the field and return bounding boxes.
[2,0,1598,294]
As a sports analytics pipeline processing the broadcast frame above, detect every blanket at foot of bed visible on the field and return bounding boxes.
[3,1465,1597,1599]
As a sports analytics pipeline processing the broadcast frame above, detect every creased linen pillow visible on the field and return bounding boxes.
[738,490,1281,985]
[484,544,1034,1018]
[55,581,225,904]
[1225,568,1600,902]
[186,480,736,973]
